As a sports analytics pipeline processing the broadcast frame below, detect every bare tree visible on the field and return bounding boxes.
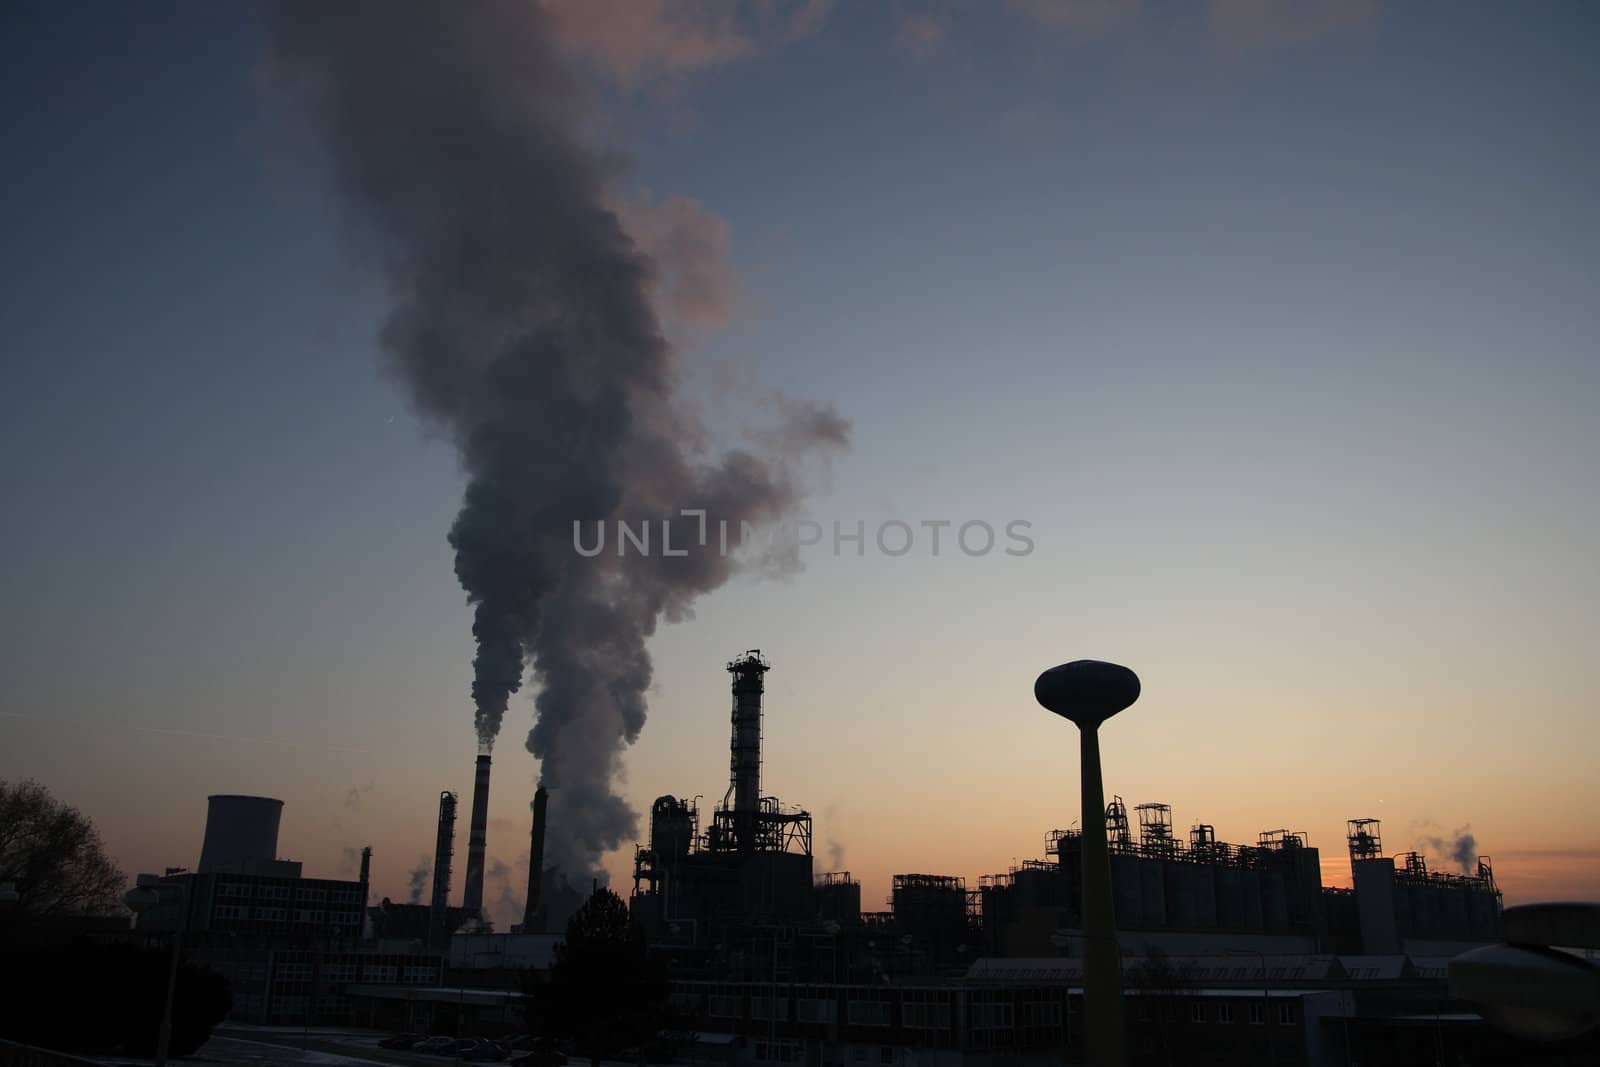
[0,780,126,916]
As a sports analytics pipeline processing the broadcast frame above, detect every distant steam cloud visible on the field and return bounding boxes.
[339,846,361,877]
[487,856,523,926]
[264,0,847,883]
[1419,825,1479,875]
[407,858,430,904]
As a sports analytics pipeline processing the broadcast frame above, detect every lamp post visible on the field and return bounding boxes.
[124,877,188,1067]
[1049,929,1085,1059]
[1227,949,1275,1067]
[1035,659,1139,1067]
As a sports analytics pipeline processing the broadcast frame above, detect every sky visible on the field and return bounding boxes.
[2,1,1596,927]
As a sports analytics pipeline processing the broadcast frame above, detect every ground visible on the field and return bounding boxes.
[91,1026,645,1067]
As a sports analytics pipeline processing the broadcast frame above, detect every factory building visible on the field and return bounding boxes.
[631,651,816,940]
[134,796,367,939]
[131,795,448,1026]
[979,806,1501,959]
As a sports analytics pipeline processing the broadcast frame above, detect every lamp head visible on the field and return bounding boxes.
[1034,660,1140,729]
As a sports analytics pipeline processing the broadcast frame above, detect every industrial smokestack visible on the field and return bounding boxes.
[523,785,548,931]
[263,4,849,884]
[430,791,457,946]
[358,845,372,906]
[462,751,492,915]
[725,651,770,850]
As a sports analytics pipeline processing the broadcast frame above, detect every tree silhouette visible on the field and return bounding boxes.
[529,886,668,1066]
[0,779,126,916]
[0,940,232,1055]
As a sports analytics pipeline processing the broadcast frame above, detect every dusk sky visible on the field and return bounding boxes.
[3,1,1596,929]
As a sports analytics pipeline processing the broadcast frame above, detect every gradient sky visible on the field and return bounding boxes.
[3,1,1597,928]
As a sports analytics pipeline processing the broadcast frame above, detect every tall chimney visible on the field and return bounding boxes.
[358,845,372,904]
[462,749,492,915]
[523,785,548,931]
[726,651,769,851]
[430,791,457,947]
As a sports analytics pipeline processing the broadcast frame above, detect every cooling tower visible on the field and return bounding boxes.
[197,795,283,873]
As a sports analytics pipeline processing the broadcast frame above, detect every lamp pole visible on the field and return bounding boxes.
[1035,660,1140,1067]
[1227,949,1275,1067]
[125,877,188,1067]
[1049,929,1085,1060]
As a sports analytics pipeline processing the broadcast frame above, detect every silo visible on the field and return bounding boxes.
[1139,857,1168,927]
[1261,869,1289,931]
[1110,853,1144,927]
[650,796,694,860]
[197,795,283,873]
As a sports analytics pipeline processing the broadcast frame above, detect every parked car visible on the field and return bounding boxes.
[458,1040,506,1062]
[507,1052,566,1067]
[413,1037,460,1054]
[378,1034,425,1050]
[503,1036,537,1052]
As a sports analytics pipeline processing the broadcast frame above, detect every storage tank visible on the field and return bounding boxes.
[197,795,283,873]
[650,796,695,860]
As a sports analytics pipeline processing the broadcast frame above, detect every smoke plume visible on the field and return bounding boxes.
[406,857,430,904]
[264,1,848,880]
[1420,825,1478,875]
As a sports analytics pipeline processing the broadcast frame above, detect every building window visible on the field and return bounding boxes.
[707,994,739,1018]
[904,1002,951,1030]
[1022,1001,1062,1029]
[1218,1003,1233,1024]
[798,998,837,1024]
[970,1003,1014,1031]
[272,994,309,1018]
[847,1001,891,1027]
[751,996,786,1021]
[1190,1002,1206,1024]
[1248,1002,1266,1025]
[1277,1003,1295,1025]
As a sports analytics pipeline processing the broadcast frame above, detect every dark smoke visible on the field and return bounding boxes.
[407,858,430,904]
[264,1,847,880]
[1420,825,1478,875]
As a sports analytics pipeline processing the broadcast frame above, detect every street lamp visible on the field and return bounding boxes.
[1048,930,1083,1058]
[123,877,188,1067]
[1227,949,1275,1067]
[1035,659,1139,1067]
[1450,902,1600,1042]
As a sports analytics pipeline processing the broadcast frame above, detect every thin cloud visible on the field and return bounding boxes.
[1006,0,1140,34]
[542,0,837,86]
[894,11,950,60]
[1208,0,1380,56]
